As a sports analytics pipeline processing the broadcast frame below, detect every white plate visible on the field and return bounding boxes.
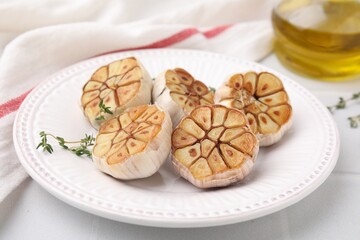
[13,49,339,228]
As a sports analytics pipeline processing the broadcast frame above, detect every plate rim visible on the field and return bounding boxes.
[13,48,340,228]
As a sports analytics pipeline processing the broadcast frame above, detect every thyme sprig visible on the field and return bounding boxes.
[348,114,360,128]
[327,92,360,113]
[36,131,95,157]
[327,92,360,129]
[95,99,113,121]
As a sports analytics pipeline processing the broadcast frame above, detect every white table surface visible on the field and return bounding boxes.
[1,54,360,240]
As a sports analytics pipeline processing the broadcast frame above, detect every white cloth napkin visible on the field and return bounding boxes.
[0,0,275,202]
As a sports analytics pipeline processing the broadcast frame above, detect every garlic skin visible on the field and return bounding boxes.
[173,156,256,189]
[81,57,152,130]
[152,71,186,128]
[171,105,259,188]
[255,116,292,147]
[92,105,172,180]
[216,72,293,147]
[152,68,214,127]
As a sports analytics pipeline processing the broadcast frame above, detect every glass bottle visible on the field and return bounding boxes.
[272,0,360,81]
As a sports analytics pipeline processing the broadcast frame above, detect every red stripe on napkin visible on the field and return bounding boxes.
[203,24,233,38]
[96,28,199,56]
[0,90,31,118]
[99,24,233,56]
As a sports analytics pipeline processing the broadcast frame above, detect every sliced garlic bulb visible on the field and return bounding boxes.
[152,68,214,127]
[216,72,292,146]
[171,105,259,188]
[92,105,172,180]
[81,57,152,129]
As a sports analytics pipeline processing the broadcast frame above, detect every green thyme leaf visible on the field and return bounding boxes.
[327,92,360,129]
[327,92,360,113]
[96,99,113,121]
[348,114,360,129]
[95,115,105,121]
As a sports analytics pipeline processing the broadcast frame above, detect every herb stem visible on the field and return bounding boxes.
[95,99,113,121]
[209,86,216,93]
[327,92,360,113]
[36,131,95,157]
[43,133,89,144]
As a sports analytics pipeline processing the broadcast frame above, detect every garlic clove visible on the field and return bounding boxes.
[172,128,197,149]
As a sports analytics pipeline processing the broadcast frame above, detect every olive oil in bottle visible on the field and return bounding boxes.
[272,0,360,81]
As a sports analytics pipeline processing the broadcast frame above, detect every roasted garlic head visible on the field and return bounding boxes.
[81,57,152,129]
[93,105,172,180]
[171,105,259,188]
[216,72,292,146]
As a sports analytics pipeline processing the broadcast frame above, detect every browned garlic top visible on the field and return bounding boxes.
[172,105,258,183]
[93,105,165,165]
[218,72,292,136]
[81,57,147,125]
[164,68,214,112]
